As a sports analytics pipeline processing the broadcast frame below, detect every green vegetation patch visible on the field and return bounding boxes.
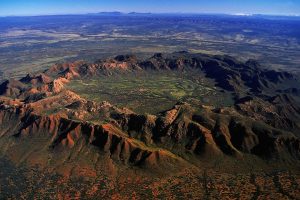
[66,70,234,114]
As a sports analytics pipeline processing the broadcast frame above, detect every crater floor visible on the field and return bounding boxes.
[66,70,234,114]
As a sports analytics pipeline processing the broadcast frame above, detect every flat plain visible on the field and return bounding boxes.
[1,14,300,81]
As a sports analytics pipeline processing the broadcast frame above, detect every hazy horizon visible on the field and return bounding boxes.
[1,11,300,18]
[1,0,300,17]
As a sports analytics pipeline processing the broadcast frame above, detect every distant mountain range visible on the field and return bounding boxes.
[2,11,300,18]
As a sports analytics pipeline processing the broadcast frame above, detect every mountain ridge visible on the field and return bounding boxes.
[0,52,300,198]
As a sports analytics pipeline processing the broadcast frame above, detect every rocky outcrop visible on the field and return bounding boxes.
[235,94,300,136]
[20,73,52,85]
[0,104,183,170]
[0,79,27,97]
[0,52,297,101]
[113,103,300,160]
[0,51,299,171]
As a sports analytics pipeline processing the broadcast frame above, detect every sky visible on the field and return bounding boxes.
[0,0,299,17]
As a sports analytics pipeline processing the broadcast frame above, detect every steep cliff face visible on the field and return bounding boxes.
[113,103,300,161]
[0,105,187,173]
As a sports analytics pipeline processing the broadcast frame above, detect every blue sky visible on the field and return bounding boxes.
[0,0,299,16]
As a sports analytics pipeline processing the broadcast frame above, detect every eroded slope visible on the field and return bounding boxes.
[0,52,300,199]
